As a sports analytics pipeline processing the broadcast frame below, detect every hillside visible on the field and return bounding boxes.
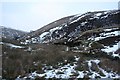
[2,9,120,79]
[20,10,120,44]
[20,15,74,41]
[0,26,27,40]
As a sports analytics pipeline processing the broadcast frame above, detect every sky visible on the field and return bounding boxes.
[1,0,120,32]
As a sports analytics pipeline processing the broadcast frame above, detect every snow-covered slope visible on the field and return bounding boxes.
[20,15,73,42]
[21,10,120,44]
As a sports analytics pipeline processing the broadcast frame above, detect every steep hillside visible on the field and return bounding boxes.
[20,10,120,44]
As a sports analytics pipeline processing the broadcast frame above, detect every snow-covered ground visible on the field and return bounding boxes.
[86,59,120,78]
[16,57,120,79]
[16,56,80,79]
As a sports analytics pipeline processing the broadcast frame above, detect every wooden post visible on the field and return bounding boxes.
[118,1,120,49]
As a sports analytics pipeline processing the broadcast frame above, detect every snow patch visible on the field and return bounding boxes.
[0,42,3,44]
[101,42,120,53]
[81,22,87,26]
[2,42,24,48]
[101,41,120,58]
[88,30,120,41]
[7,44,24,48]
[86,59,120,78]
[96,13,102,16]
[39,32,49,40]
[49,26,62,33]
[70,13,89,24]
